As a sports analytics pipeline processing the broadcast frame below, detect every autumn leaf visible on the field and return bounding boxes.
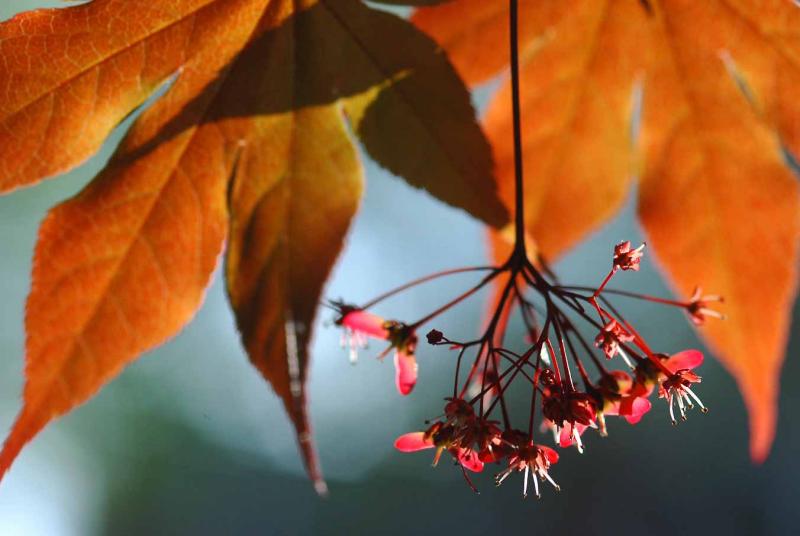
[371,1,451,5]
[414,0,646,260]
[0,0,274,481]
[0,0,260,193]
[414,0,800,460]
[0,0,506,487]
[636,0,800,462]
[226,105,363,497]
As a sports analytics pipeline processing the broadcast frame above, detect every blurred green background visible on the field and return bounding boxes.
[1,2,799,535]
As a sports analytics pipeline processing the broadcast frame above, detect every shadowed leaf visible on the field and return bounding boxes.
[223,2,365,492]
[415,0,644,260]
[226,105,362,497]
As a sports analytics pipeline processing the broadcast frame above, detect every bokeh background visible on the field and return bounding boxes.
[1,1,799,535]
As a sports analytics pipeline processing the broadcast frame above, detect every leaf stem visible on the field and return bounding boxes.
[510,0,526,256]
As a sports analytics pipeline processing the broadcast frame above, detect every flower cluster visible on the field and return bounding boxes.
[332,241,722,497]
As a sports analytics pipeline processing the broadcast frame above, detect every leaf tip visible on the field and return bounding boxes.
[747,402,776,465]
[287,394,328,496]
[0,409,38,483]
[313,478,330,498]
[735,360,780,464]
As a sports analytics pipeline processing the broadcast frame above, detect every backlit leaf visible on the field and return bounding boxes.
[0,0,274,479]
[0,0,260,193]
[637,0,800,461]
[414,0,800,459]
[0,0,504,487]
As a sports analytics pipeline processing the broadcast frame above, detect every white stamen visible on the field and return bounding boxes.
[617,347,635,370]
[700,307,725,320]
[668,393,677,425]
[523,466,530,498]
[543,471,560,491]
[342,329,360,364]
[573,427,585,454]
[685,387,707,411]
[676,389,687,420]
[496,467,513,486]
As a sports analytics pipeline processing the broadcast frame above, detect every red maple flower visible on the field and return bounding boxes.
[542,388,598,453]
[394,427,484,473]
[686,287,725,326]
[613,241,645,272]
[335,304,419,395]
[495,435,560,499]
[594,319,635,366]
[593,371,652,434]
[336,307,390,363]
[657,350,707,424]
[474,420,506,463]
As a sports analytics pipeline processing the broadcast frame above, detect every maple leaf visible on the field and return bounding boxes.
[0,0,507,489]
[414,0,800,461]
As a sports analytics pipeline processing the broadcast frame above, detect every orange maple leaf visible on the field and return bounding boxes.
[0,0,508,489]
[414,0,800,461]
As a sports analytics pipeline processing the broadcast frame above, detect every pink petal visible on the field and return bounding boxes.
[478,447,502,464]
[624,398,652,424]
[664,349,703,372]
[342,310,389,339]
[457,449,484,472]
[394,350,418,396]
[539,445,560,465]
[630,397,652,417]
[558,426,572,447]
[394,432,433,452]
[558,422,588,447]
